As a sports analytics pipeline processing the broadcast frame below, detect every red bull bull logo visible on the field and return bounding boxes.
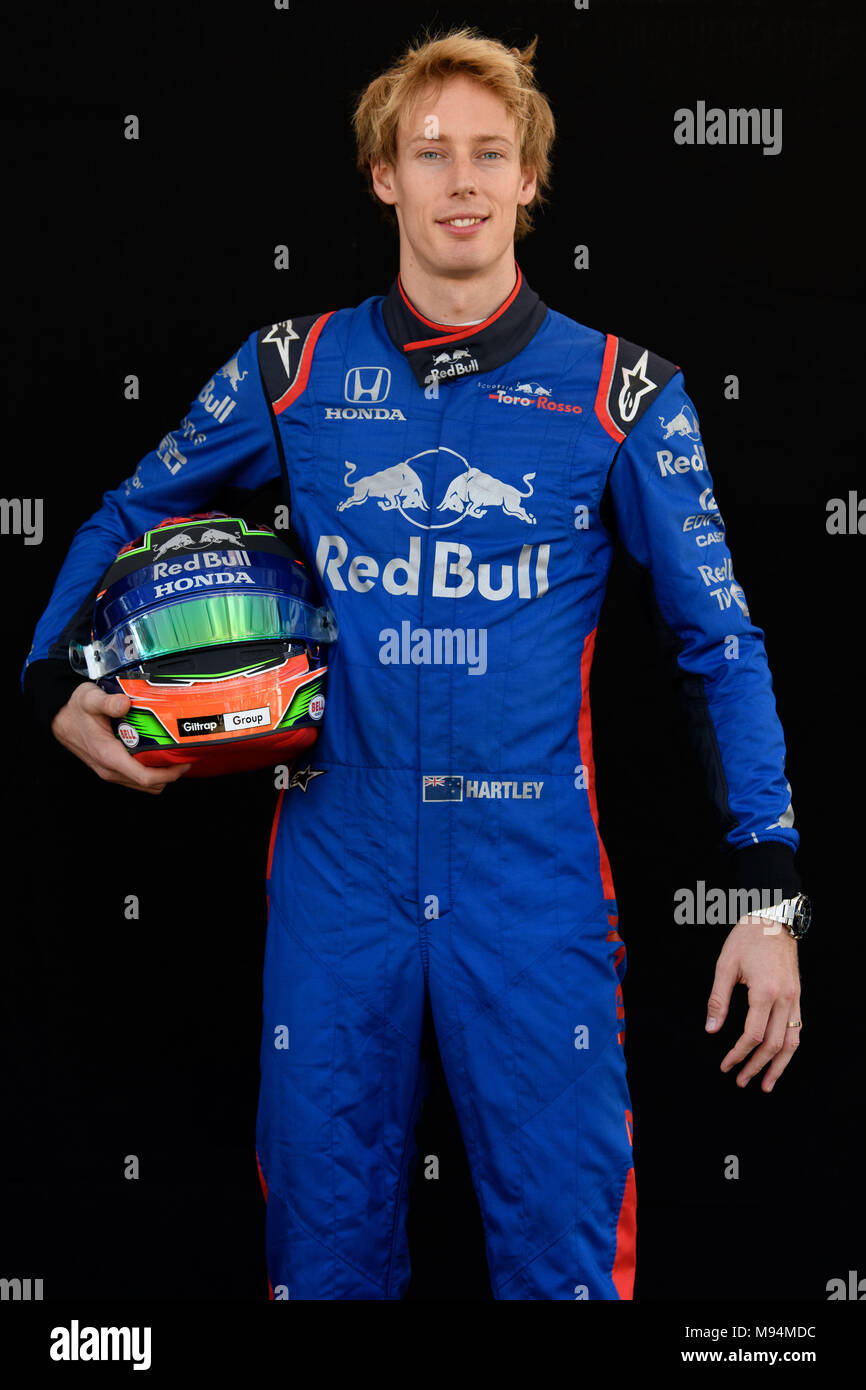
[338,459,429,514]
[437,467,536,525]
[659,405,701,443]
[336,448,539,529]
[425,349,480,383]
[217,356,248,392]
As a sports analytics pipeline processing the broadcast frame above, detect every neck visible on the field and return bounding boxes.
[397,247,517,325]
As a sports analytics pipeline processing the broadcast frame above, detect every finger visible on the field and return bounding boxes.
[104,692,132,717]
[95,741,192,790]
[141,765,192,789]
[92,715,193,786]
[77,692,131,738]
[104,771,190,793]
[80,684,129,716]
[122,755,191,787]
[733,995,793,1087]
[706,955,738,1033]
[121,761,193,791]
[719,992,774,1071]
[760,1002,802,1093]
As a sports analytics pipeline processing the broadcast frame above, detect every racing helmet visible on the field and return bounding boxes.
[69,512,337,777]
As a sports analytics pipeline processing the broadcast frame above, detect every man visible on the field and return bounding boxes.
[22,28,806,1300]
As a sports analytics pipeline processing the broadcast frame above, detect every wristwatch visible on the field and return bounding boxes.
[749,893,811,940]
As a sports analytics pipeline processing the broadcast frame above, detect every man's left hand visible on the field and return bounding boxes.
[705,916,801,1092]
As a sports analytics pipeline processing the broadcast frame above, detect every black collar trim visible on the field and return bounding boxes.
[381,262,548,388]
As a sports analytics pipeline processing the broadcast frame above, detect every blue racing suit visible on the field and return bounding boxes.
[22,266,801,1299]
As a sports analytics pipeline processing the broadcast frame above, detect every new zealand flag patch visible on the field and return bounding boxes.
[422,775,464,802]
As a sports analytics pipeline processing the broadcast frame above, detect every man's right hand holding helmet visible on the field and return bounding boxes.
[51,684,191,794]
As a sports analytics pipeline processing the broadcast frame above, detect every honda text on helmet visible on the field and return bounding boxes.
[69,513,337,776]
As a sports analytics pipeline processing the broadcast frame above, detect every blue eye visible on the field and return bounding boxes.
[418,149,505,160]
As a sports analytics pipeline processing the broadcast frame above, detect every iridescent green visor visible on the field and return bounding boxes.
[70,591,337,680]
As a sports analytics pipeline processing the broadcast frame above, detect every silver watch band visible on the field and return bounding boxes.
[750,896,797,925]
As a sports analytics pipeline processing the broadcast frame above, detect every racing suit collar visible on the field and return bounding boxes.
[382,262,548,389]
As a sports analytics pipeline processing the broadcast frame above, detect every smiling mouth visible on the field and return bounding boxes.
[437,216,488,227]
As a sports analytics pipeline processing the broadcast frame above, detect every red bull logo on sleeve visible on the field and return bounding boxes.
[218,356,248,392]
[656,443,708,476]
[659,405,701,443]
[197,376,237,424]
[696,557,750,617]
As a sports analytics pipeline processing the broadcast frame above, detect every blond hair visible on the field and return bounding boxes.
[352,26,556,241]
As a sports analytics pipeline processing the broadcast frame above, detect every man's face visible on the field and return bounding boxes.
[371,74,537,279]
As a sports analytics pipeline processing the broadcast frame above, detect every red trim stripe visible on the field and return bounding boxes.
[611,1165,637,1299]
[256,1150,269,1202]
[273,312,335,415]
[607,926,626,971]
[255,1151,275,1301]
[266,789,286,880]
[593,333,626,443]
[398,264,522,350]
[578,627,616,901]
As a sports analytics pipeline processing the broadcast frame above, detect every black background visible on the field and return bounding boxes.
[2,0,863,1341]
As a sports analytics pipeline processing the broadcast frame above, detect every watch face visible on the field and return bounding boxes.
[793,897,811,936]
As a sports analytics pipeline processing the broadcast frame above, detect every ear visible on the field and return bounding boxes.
[371,160,397,207]
[518,165,537,206]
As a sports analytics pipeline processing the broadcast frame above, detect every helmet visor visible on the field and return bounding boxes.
[70,590,337,679]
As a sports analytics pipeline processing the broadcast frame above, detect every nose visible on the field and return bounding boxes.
[448,153,478,197]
